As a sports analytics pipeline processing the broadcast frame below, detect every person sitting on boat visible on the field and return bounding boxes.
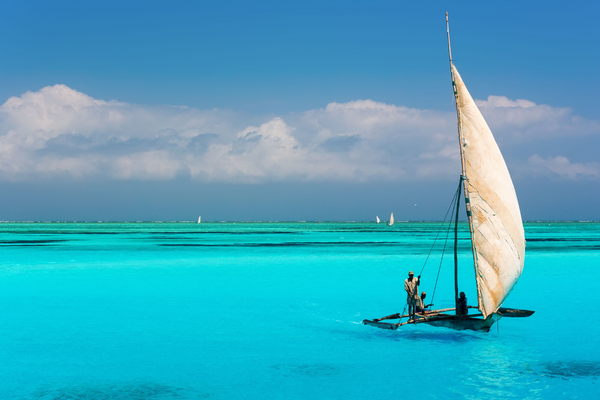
[456,292,468,317]
[416,291,432,314]
[404,271,420,321]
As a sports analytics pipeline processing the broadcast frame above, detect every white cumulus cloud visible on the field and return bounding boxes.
[528,155,600,179]
[476,95,600,142]
[0,85,598,182]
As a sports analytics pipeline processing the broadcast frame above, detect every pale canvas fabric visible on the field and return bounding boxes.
[453,65,526,318]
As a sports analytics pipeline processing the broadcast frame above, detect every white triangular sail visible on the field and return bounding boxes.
[453,65,525,318]
[376,216,380,223]
[389,213,394,227]
[197,216,201,223]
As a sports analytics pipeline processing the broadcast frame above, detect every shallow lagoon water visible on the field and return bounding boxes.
[0,222,598,399]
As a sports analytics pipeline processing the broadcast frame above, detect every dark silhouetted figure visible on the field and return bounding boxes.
[457,292,468,317]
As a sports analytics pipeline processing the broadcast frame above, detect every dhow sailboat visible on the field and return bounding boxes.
[363,13,534,332]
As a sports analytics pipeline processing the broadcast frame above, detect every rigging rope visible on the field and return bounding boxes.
[397,302,408,325]
[399,182,462,317]
[430,193,458,305]
[417,183,461,310]
[418,184,461,277]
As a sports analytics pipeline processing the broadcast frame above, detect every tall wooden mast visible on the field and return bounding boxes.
[446,12,482,312]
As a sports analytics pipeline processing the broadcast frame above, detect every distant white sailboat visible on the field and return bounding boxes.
[197,216,201,223]
[388,213,394,227]
[376,216,380,223]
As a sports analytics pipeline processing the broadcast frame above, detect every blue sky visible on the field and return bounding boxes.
[0,1,599,221]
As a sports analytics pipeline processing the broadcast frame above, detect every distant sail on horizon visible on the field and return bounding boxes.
[197,216,201,223]
[389,213,394,227]
[376,216,380,223]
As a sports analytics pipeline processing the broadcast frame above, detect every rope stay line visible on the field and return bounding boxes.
[418,185,461,277]
[430,188,460,305]
[413,181,461,310]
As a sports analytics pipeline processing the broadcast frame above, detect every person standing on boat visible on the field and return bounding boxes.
[404,271,420,321]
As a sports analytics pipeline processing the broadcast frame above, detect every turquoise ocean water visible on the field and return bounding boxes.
[0,222,598,399]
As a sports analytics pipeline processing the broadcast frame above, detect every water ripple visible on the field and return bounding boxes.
[271,363,340,377]
[34,382,209,400]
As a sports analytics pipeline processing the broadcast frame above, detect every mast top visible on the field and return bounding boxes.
[446,12,453,67]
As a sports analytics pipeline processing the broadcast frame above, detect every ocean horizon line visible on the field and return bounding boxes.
[0,220,597,224]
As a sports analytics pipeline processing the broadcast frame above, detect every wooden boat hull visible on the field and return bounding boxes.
[363,311,503,333]
[422,313,500,332]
